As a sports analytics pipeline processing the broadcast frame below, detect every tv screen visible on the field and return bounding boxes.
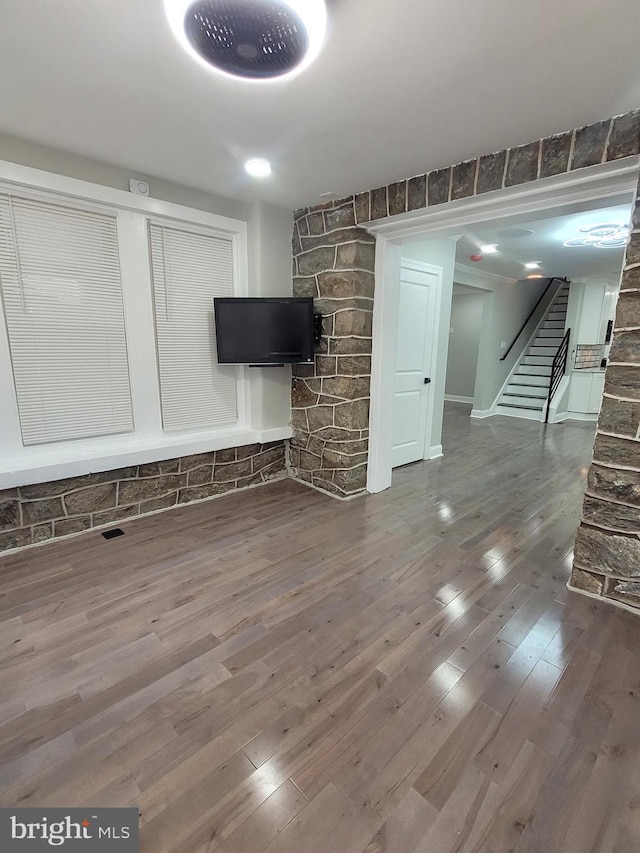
[214,297,315,364]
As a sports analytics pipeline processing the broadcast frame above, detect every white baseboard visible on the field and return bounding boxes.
[427,444,443,460]
[566,411,599,422]
[470,408,494,419]
[444,395,474,404]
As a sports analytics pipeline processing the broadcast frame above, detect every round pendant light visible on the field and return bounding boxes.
[164,0,327,82]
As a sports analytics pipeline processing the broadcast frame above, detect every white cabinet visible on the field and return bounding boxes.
[568,371,605,416]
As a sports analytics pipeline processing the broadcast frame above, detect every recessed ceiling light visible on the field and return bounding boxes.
[163,0,327,82]
[527,274,544,279]
[497,228,534,238]
[524,262,541,270]
[245,158,272,177]
[480,245,498,254]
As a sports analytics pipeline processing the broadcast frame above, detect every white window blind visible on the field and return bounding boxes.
[148,222,237,432]
[0,194,133,446]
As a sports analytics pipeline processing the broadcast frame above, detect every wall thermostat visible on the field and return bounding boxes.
[129,179,150,196]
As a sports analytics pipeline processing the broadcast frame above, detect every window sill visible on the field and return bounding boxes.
[1,425,292,489]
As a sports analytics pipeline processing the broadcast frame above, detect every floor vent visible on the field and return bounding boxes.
[101,528,125,540]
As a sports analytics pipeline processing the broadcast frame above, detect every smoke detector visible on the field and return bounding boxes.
[164,0,327,81]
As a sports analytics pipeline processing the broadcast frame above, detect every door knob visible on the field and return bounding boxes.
[424,377,431,384]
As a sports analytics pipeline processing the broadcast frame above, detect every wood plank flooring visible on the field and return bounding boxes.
[1,403,640,852]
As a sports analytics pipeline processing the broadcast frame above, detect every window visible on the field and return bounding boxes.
[148,221,238,432]
[0,163,271,489]
[0,194,133,445]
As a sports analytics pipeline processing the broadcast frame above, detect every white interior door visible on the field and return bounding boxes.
[392,263,439,468]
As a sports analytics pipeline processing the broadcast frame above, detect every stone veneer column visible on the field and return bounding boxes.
[570,182,640,611]
[289,201,375,497]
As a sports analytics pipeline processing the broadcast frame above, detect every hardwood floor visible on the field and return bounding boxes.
[1,403,639,852]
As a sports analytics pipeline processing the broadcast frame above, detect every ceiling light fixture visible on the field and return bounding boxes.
[163,0,327,82]
[524,262,541,269]
[480,244,498,254]
[563,223,630,249]
[527,274,544,279]
[497,228,534,238]
[245,158,272,177]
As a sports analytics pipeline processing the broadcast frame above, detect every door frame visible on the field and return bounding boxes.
[393,258,443,467]
[364,157,640,494]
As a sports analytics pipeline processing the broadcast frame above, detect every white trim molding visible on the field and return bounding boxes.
[363,157,640,241]
[454,263,517,288]
[444,395,474,404]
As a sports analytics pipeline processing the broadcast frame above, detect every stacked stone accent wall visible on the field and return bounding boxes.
[291,110,640,498]
[570,182,640,611]
[0,442,285,554]
[290,202,375,497]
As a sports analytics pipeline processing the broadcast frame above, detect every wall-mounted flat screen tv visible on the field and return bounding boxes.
[214,297,315,364]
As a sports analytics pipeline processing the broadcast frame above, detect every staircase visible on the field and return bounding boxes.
[496,281,570,420]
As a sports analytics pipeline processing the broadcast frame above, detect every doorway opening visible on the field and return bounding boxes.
[367,159,638,492]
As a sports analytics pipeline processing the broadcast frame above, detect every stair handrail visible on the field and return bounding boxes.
[545,328,571,424]
[500,277,567,362]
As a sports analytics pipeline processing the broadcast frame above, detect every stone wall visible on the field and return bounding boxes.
[290,110,640,498]
[570,182,640,611]
[290,204,375,497]
[0,442,285,553]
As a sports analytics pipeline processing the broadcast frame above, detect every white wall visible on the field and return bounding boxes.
[446,290,484,400]
[247,201,294,430]
[401,237,457,452]
[0,130,246,220]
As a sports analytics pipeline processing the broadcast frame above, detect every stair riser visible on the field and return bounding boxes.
[500,397,545,409]
[514,374,550,387]
[529,348,561,357]
[524,357,554,366]
[533,339,563,348]
[495,405,544,422]
[505,385,548,398]
[518,365,552,376]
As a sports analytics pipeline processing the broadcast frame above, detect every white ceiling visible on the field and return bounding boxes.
[456,203,632,282]
[0,1,639,209]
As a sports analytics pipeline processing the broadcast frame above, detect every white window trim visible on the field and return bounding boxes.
[0,159,290,489]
